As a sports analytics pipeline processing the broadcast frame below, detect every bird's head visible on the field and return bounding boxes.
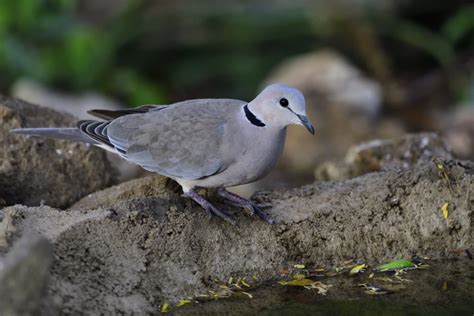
[248,83,314,134]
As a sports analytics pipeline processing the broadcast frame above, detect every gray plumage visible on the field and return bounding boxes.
[11,84,315,224]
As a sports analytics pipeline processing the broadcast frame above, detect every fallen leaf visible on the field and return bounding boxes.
[394,275,412,283]
[442,281,448,291]
[374,259,415,272]
[176,299,191,307]
[294,264,306,269]
[160,303,169,313]
[241,279,251,288]
[350,264,367,275]
[307,281,332,295]
[374,276,395,283]
[442,202,449,220]
[287,278,315,286]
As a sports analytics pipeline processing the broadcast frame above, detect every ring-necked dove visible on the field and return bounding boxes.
[11,83,314,224]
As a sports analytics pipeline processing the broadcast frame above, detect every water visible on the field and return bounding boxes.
[175,258,474,315]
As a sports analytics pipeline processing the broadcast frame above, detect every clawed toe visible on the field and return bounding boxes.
[218,188,275,224]
[207,205,236,225]
[250,205,275,224]
[183,190,236,225]
[254,202,272,209]
[183,188,274,225]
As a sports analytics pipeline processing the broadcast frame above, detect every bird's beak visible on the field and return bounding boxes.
[297,114,315,135]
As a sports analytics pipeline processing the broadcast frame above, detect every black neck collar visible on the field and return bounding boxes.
[244,104,265,127]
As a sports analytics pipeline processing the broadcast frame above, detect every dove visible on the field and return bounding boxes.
[11,83,314,224]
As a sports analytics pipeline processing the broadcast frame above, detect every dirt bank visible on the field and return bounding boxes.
[0,155,472,314]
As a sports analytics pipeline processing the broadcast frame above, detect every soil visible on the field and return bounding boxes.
[0,157,472,314]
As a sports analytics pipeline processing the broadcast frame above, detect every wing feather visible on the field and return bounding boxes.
[106,99,244,180]
[87,105,164,120]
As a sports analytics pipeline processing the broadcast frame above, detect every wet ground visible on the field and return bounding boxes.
[174,258,474,315]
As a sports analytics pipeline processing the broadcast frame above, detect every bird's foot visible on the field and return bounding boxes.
[217,188,275,224]
[183,189,236,225]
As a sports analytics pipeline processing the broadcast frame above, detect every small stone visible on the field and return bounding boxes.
[0,234,53,315]
[390,197,400,207]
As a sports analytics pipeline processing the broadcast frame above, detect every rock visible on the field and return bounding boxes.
[436,106,474,161]
[0,208,18,252]
[0,95,116,208]
[11,79,146,182]
[70,175,181,210]
[269,102,405,181]
[0,233,53,316]
[316,133,452,180]
[6,152,473,314]
[260,50,406,181]
[11,79,123,120]
[264,49,382,115]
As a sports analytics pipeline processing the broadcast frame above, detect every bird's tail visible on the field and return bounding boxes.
[10,127,95,144]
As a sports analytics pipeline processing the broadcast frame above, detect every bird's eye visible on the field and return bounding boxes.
[279,98,289,107]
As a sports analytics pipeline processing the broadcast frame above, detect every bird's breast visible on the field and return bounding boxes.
[218,126,287,186]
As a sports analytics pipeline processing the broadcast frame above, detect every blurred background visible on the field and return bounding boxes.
[1,0,473,189]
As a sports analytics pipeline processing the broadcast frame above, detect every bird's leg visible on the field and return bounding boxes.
[217,188,274,224]
[183,189,236,225]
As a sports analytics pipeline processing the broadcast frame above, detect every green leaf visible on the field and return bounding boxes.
[442,5,474,44]
[387,19,455,67]
[374,259,416,272]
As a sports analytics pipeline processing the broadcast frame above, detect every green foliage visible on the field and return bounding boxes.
[383,19,455,67]
[442,5,474,44]
[0,0,165,105]
[0,1,473,106]
[112,70,166,106]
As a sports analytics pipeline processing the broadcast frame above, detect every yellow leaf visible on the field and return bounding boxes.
[294,264,306,269]
[285,278,315,286]
[241,279,251,288]
[160,303,169,313]
[350,264,367,275]
[176,299,191,307]
[441,203,449,220]
[241,291,253,298]
[227,277,233,285]
[442,281,448,290]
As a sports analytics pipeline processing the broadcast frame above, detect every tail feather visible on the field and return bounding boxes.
[10,128,95,143]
